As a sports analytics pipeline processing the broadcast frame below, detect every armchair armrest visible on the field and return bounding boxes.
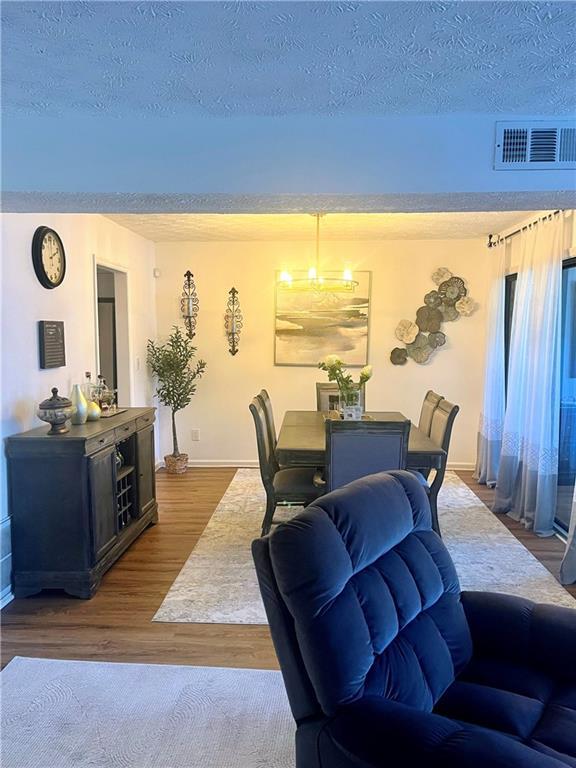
[319,695,567,767]
[461,591,576,682]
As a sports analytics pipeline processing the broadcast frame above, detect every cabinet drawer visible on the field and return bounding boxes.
[136,413,154,430]
[86,431,116,455]
[115,421,136,441]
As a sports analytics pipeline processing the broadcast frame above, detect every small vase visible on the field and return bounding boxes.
[340,387,363,421]
[86,400,101,421]
[70,384,88,425]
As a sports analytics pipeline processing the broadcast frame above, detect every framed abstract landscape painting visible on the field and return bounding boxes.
[274,271,371,367]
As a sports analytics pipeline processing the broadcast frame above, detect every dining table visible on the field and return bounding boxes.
[275,410,446,470]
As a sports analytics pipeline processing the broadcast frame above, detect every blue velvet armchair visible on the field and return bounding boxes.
[252,471,576,768]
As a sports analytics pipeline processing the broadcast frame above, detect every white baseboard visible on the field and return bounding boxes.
[156,459,258,469]
[1,590,14,609]
[155,459,475,471]
[188,460,259,468]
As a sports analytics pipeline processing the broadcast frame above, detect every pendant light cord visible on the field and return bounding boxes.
[316,213,320,272]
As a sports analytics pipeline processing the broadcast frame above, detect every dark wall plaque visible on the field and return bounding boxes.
[38,321,66,369]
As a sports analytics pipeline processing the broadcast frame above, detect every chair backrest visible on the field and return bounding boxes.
[253,471,471,721]
[256,389,277,451]
[249,397,278,486]
[429,399,459,490]
[325,419,410,491]
[316,382,365,412]
[418,390,444,436]
[430,399,459,456]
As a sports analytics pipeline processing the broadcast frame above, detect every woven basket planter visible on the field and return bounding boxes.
[164,453,188,474]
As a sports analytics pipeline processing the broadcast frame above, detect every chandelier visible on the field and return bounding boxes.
[277,214,358,292]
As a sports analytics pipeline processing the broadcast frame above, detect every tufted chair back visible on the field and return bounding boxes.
[254,470,473,720]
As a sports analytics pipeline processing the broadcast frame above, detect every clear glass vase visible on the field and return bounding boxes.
[340,387,363,420]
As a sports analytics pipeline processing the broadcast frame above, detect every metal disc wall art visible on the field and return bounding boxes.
[390,267,477,365]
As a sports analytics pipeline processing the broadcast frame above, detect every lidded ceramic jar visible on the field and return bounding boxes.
[37,388,74,435]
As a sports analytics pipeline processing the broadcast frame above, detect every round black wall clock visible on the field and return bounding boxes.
[32,226,66,289]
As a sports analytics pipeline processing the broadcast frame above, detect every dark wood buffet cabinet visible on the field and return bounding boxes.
[5,407,158,599]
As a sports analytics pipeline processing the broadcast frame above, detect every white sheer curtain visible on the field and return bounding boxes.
[474,240,506,487]
[493,218,564,535]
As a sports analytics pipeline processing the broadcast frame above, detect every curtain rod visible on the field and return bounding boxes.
[487,209,563,249]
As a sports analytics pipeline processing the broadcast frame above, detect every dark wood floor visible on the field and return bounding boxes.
[1,468,574,669]
[1,469,278,670]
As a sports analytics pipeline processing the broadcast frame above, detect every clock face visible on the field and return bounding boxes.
[41,231,64,284]
[32,227,66,288]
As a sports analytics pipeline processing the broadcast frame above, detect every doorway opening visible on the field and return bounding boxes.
[95,265,131,406]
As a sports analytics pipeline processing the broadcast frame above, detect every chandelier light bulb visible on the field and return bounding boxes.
[276,214,357,293]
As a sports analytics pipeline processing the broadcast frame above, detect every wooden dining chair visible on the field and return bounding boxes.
[418,390,444,437]
[424,399,460,535]
[324,419,410,492]
[316,383,366,412]
[256,389,277,453]
[249,398,323,536]
[410,390,445,481]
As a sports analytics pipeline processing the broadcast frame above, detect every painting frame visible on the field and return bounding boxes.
[274,270,371,368]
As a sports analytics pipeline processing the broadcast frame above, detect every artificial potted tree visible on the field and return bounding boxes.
[147,325,206,474]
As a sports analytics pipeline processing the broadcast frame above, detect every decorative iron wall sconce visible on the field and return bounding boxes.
[180,270,199,339]
[225,287,243,356]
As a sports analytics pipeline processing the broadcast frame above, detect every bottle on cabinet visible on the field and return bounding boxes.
[82,371,101,421]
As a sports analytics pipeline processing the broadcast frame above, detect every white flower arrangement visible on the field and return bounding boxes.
[359,365,373,383]
[323,354,343,368]
[318,356,373,406]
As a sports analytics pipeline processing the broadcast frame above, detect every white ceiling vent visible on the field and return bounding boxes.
[495,121,576,170]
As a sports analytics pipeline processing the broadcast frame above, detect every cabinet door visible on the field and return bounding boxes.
[88,445,117,562]
[136,424,156,517]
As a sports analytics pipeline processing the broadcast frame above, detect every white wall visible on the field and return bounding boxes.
[4,115,575,200]
[154,237,492,469]
[0,213,157,604]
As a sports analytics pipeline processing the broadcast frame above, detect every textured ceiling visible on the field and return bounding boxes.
[4,190,575,214]
[2,2,575,118]
[104,211,534,242]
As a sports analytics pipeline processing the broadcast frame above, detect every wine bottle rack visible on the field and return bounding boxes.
[116,467,135,531]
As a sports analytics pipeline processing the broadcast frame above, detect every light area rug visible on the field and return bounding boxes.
[153,470,575,625]
[1,657,293,768]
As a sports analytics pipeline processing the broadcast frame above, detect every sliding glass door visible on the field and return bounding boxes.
[557,259,576,531]
[504,258,576,531]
